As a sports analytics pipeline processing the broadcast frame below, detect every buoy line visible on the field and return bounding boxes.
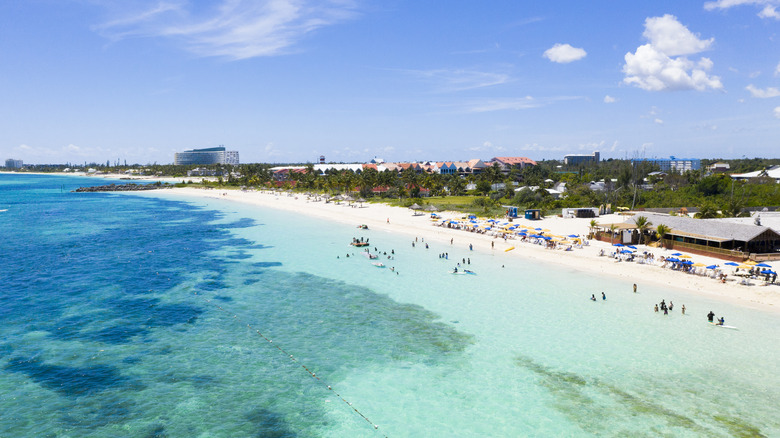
[194,292,387,436]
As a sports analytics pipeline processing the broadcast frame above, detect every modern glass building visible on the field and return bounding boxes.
[563,151,600,166]
[5,159,23,168]
[631,156,701,173]
[174,147,239,165]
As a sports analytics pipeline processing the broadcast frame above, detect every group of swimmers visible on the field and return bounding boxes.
[654,299,685,315]
[590,292,607,301]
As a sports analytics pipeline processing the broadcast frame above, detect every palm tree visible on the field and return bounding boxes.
[588,219,598,239]
[633,215,652,245]
[656,224,671,248]
[722,199,745,218]
[609,223,618,245]
[695,202,719,219]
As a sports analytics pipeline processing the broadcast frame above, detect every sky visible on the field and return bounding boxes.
[1,0,779,165]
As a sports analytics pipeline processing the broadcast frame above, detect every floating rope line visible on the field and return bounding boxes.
[195,292,387,436]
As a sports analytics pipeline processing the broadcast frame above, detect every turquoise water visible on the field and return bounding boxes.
[1,174,779,437]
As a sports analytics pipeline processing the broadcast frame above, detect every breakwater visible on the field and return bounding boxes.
[74,183,172,192]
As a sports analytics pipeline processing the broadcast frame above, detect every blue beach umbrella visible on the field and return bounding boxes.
[535,228,542,231]
[755,263,772,268]
[666,257,679,262]
[568,234,579,238]
[724,262,739,266]
[613,243,623,247]
[681,260,693,265]
[620,250,633,254]
[671,252,682,256]
[706,265,718,269]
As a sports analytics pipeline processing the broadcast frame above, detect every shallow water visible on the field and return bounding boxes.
[1,174,778,437]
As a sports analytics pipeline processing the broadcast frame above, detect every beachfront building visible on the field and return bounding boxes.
[630,213,780,260]
[5,158,23,168]
[489,157,537,173]
[631,156,701,173]
[730,165,780,183]
[174,147,239,165]
[563,151,599,166]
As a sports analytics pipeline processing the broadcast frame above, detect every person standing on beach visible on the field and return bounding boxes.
[633,283,637,293]
[681,305,686,315]
[602,292,606,300]
[469,243,473,250]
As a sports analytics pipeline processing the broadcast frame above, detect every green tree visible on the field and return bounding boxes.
[633,215,652,245]
[656,224,670,248]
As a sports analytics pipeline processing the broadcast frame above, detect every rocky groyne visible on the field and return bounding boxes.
[74,183,172,192]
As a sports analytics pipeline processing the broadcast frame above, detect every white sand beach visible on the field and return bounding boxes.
[155,187,780,314]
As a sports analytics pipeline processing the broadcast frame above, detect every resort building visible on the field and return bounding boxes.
[563,151,600,166]
[631,156,701,173]
[489,157,537,173]
[5,158,23,168]
[174,147,239,165]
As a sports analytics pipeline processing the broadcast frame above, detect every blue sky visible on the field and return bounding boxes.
[2,0,779,165]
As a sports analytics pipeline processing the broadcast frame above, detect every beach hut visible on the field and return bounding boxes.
[524,209,541,220]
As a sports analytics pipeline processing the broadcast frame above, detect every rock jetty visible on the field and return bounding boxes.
[74,183,172,192]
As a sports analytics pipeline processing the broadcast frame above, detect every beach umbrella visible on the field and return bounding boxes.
[755,263,772,268]
[613,243,623,247]
[692,263,707,267]
[424,205,439,212]
[679,254,692,259]
[568,234,579,238]
[724,262,739,266]
[535,228,542,231]
[620,250,633,254]
[627,245,637,250]
[706,265,718,269]
[681,260,693,265]
[410,203,422,210]
[671,252,682,256]
[743,260,757,265]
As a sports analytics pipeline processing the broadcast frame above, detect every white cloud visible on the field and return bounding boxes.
[776,62,780,76]
[468,141,506,153]
[406,68,510,91]
[746,84,780,97]
[774,106,780,118]
[654,118,664,124]
[464,96,540,113]
[94,0,359,60]
[543,43,587,63]
[604,95,616,103]
[642,15,713,56]
[623,15,722,91]
[705,0,780,19]
[759,4,780,18]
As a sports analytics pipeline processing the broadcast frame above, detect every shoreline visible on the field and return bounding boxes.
[144,186,780,315]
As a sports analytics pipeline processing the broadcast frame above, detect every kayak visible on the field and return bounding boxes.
[505,247,515,252]
[709,322,738,330]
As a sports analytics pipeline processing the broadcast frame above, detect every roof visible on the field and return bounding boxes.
[491,157,538,166]
[627,213,780,243]
[730,165,780,180]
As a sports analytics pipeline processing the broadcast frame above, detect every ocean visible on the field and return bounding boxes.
[1,173,779,437]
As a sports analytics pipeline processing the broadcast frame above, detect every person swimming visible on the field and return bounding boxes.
[707,311,715,322]
[601,292,606,300]
[718,317,725,326]
[590,294,597,301]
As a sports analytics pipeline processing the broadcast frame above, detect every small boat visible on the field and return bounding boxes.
[709,322,738,330]
[351,241,369,247]
[372,262,385,268]
[357,224,369,229]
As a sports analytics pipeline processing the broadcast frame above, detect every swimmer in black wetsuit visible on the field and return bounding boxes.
[707,311,715,322]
